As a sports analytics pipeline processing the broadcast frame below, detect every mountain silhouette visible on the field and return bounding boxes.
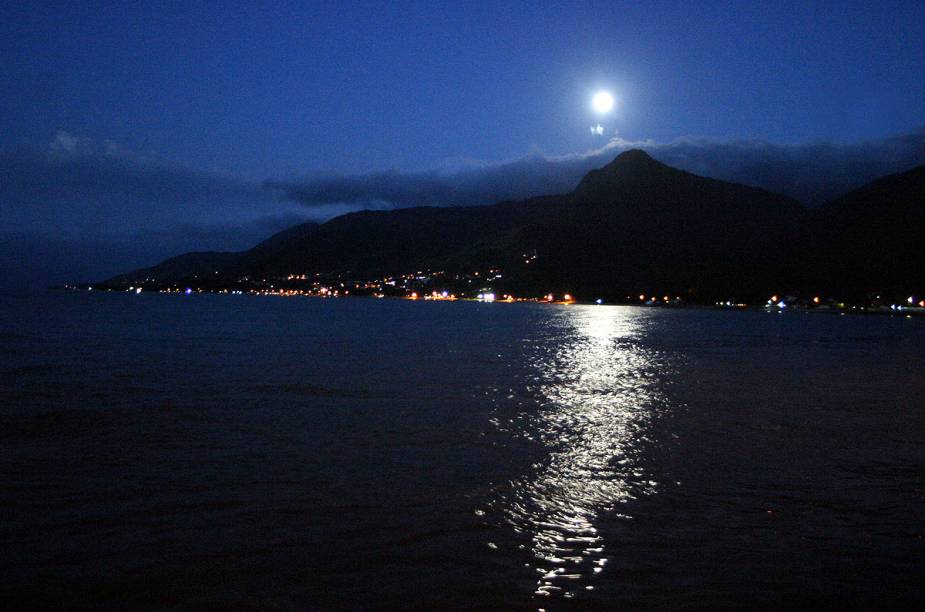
[106,150,922,302]
[809,164,925,298]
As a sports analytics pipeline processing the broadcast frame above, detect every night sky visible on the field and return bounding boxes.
[2,1,924,288]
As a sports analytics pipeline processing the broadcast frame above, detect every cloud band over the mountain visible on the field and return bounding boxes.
[0,133,314,287]
[272,128,925,209]
[2,128,924,289]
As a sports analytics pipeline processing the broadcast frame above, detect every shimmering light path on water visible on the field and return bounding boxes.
[1,293,923,608]
[482,305,669,600]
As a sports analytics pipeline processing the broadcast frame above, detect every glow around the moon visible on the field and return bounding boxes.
[592,91,614,114]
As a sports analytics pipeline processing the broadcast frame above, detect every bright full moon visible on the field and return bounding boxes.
[592,90,614,114]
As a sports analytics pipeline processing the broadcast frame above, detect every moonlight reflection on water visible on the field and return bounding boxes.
[485,305,670,601]
[4,295,923,608]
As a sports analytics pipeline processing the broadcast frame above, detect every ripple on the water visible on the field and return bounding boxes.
[482,305,670,601]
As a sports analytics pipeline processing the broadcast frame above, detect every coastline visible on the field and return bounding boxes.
[53,284,925,317]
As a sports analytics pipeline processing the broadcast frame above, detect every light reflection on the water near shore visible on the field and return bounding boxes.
[486,305,665,601]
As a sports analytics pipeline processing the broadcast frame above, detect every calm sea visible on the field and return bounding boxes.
[2,292,923,609]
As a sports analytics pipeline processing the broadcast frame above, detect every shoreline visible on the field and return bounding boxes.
[53,284,925,318]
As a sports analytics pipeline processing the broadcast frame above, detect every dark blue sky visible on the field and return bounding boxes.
[1,1,924,287]
[3,1,924,176]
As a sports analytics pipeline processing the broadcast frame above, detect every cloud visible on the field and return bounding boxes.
[623,128,925,204]
[275,127,925,210]
[268,154,594,209]
[3,126,924,289]
[590,125,604,136]
[0,133,315,233]
[0,134,314,288]
[48,131,91,154]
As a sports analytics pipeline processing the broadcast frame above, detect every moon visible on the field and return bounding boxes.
[592,91,614,114]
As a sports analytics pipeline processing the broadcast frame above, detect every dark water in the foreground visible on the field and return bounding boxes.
[2,293,923,609]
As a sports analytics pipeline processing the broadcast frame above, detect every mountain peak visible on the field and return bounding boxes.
[599,148,669,173]
[573,148,673,197]
[612,148,655,163]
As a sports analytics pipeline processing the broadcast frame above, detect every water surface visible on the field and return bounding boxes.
[2,293,923,608]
